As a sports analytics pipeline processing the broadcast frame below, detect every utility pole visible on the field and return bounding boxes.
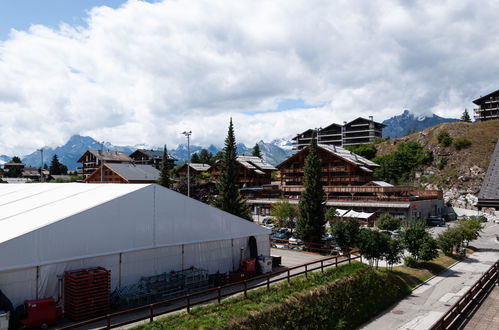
[37,148,44,182]
[182,131,192,197]
[98,141,104,183]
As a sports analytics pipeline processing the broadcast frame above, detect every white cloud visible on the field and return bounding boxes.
[1,0,499,155]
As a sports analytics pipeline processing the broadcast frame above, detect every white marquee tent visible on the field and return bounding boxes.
[0,183,270,306]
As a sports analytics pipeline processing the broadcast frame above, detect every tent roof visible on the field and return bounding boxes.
[0,183,270,271]
[0,183,147,244]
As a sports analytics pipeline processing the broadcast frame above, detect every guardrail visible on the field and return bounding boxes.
[430,260,499,330]
[58,250,361,329]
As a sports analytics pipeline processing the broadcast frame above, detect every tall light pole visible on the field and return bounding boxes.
[98,141,104,183]
[182,131,192,197]
[37,148,44,182]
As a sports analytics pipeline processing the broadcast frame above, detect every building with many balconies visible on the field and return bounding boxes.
[473,89,499,121]
[291,117,385,151]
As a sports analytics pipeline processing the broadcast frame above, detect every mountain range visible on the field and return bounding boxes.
[1,110,459,170]
[381,110,459,138]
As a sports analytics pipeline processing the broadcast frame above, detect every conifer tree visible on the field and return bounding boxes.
[191,153,200,163]
[252,143,262,158]
[297,135,325,245]
[49,154,62,175]
[212,119,252,221]
[461,108,471,122]
[157,145,171,188]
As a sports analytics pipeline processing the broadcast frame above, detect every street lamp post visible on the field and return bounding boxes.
[182,131,192,197]
[98,141,104,183]
[37,148,44,182]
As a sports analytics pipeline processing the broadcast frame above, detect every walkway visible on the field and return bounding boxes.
[361,222,499,330]
[464,286,499,329]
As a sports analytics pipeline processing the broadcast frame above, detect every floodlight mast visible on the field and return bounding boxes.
[182,131,192,197]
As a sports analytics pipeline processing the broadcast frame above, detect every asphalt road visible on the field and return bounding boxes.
[361,221,499,330]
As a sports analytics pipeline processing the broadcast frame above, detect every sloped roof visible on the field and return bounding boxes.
[106,163,160,181]
[189,163,211,171]
[131,149,177,161]
[473,89,499,105]
[343,210,375,219]
[370,181,394,187]
[237,155,277,171]
[0,183,147,244]
[478,139,499,200]
[345,117,386,127]
[78,150,132,162]
[0,183,270,271]
[318,144,380,167]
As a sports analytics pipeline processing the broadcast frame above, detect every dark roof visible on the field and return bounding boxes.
[478,139,499,200]
[130,149,177,161]
[78,150,133,163]
[292,129,315,141]
[345,117,386,127]
[472,89,499,105]
[105,163,160,182]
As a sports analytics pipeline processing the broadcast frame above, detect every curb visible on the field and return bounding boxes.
[411,258,463,291]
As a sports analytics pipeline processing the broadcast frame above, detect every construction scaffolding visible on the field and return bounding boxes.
[111,267,209,307]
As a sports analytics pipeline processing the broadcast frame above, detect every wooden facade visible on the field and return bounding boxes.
[84,163,159,184]
[277,145,377,187]
[77,150,132,179]
[129,149,176,170]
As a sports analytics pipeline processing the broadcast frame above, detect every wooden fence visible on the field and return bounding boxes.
[58,250,361,329]
[430,260,499,330]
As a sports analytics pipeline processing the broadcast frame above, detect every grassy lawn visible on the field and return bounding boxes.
[390,250,469,290]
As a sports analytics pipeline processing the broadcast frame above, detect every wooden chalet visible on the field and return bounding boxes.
[84,163,160,184]
[78,150,132,179]
[277,144,379,190]
[210,155,277,187]
[177,163,211,177]
[473,89,499,121]
[129,149,176,170]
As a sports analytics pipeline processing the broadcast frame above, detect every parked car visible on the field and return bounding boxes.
[427,217,445,227]
[443,212,457,222]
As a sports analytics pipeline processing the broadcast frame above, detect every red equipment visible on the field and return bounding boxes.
[241,258,257,275]
[21,298,61,329]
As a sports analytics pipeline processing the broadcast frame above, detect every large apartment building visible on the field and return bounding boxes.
[473,89,499,121]
[292,117,385,151]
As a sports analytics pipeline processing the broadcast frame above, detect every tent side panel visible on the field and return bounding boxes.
[120,245,183,287]
[0,268,37,307]
[182,240,233,274]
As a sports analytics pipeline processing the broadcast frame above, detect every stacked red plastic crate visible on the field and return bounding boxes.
[64,267,111,320]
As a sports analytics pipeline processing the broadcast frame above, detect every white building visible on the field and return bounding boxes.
[0,183,270,306]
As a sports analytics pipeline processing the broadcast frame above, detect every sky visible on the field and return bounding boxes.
[1,0,499,155]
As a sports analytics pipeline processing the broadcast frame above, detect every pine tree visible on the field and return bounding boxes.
[157,145,171,188]
[49,154,62,175]
[252,143,262,158]
[198,149,214,165]
[212,119,252,221]
[296,135,325,245]
[461,109,471,122]
[191,153,200,163]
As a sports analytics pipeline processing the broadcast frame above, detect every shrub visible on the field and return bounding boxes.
[437,131,453,147]
[453,138,472,150]
[376,213,402,231]
[404,256,417,268]
[435,158,447,170]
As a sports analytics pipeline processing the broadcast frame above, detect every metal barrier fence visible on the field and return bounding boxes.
[58,250,361,329]
[430,260,499,330]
